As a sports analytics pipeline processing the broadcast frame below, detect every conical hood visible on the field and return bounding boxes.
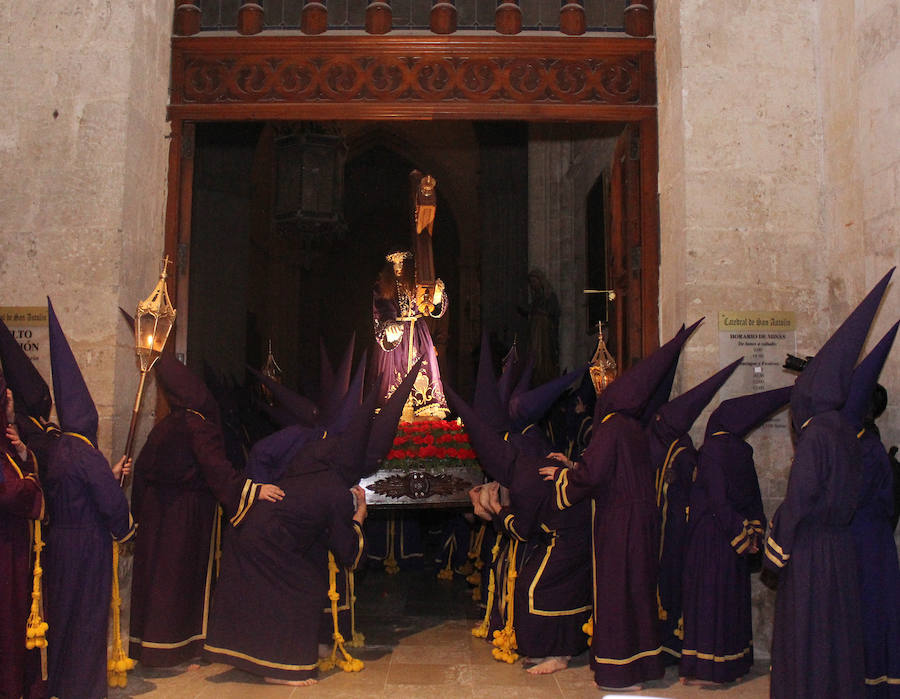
[247,367,319,426]
[0,315,52,420]
[497,340,523,407]
[363,356,425,476]
[791,269,894,429]
[654,357,743,437]
[596,323,700,420]
[473,330,506,431]
[47,298,98,443]
[510,354,535,402]
[155,353,220,423]
[842,320,898,429]
[321,332,356,425]
[318,337,335,405]
[706,385,792,439]
[640,319,702,425]
[509,365,587,431]
[445,383,517,487]
[326,351,368,434]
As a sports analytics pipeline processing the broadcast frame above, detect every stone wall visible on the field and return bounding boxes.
[657,0,900,657]
[0,0,173,456]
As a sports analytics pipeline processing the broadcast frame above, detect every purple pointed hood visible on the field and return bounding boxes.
[445,383,517,487]
[326,351,368,434]
[841,320,898,430]
[509,365,587,432]
[335,357,422,486]
[640,318,703,425]
[497,337,521,406]
[706,385,791,439]
[473,330,507,432]
[791,269,894,430]
[47,298,99,444]
[652,357,743,441]
[0,315,52,420]
[363,356,424,476]
[248,367,320,427]
[321,333,356,425]
[595,325,699,421]
[155,353,220,424]
[510,354,535,402]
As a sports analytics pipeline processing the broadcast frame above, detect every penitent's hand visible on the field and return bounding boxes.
[111,456,132,480]
[468,486,492,521]
[351,485,367,524]
[6,425,27,461]
[259,484,285,502]
[539,465,561,482]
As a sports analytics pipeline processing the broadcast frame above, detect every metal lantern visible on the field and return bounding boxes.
[134,257,176,373]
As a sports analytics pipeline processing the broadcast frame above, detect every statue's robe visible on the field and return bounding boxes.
[850,428,900,697]
[0,448,43,699]
[765,411,865,699]
[204,458,365,681]
[43,434,135,699]
[680,432,764,682]
[550,412,664,688]
[128,407,266,666]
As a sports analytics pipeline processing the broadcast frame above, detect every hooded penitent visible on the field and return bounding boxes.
[0,315,52,421]
[705,385,792,440]
[319,333,355,427]
[765,269,894,699]
[648,357,742,663]
[842,320,900,695]
[47,298,98,445]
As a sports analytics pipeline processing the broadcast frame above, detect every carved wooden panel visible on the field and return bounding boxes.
[170,36,655,121]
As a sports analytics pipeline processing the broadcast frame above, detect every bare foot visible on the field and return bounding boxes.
[188,664,201,671]
[597,683,642,692]
[526,656,570,675]
[265,677,318,686]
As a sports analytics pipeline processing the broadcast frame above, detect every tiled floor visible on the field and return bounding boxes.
[111,552,770,698]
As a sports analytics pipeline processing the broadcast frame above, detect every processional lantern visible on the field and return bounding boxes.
[123,256,176,475]
[260,340,283,406]
[589,321,618,396]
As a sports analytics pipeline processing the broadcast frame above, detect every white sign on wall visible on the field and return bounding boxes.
[718,311,797,429]
[0,306,51,391]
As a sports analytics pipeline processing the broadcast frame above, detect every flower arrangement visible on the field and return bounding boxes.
[383,418,479,471]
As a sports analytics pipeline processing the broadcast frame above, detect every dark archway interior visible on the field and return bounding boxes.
[186,120,625,405]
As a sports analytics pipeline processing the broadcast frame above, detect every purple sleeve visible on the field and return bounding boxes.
[188,415,260,526]
[82,449,135,542]
[327,492,366,570]
[764,429,824,571]
[552,422,618,509]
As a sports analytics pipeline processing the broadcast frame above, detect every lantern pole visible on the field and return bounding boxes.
[120,256,176,486]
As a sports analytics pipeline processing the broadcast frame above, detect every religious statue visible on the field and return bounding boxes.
[372,173,449,421]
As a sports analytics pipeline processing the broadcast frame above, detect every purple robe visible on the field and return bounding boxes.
[372,290,447,417]
[0,449,43,699]
[850,429,900,697]
[551,413,664,687]
[43,434,135,699]
[765,411,865,698]
[128,408,267,667]
[647,429,696,662]
[679,432,764,682]
[203,456,365,681]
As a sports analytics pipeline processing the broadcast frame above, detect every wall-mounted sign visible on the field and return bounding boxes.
[0,306,51,390]
[718,311,797,429]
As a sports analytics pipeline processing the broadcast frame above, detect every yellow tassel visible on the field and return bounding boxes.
[25,519,49,681]
[466,570,482,587]
[490,540,519,663]
[347,571,365,648]
[582,616,594,645]
[472,533,502,638]
[383,517,399,574]
[319,552,364,674]
[107,541,136,688]
[674,615,684,640]
[436,536,455,580]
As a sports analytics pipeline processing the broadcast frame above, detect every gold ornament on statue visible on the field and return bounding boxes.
[589,322,617,395]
